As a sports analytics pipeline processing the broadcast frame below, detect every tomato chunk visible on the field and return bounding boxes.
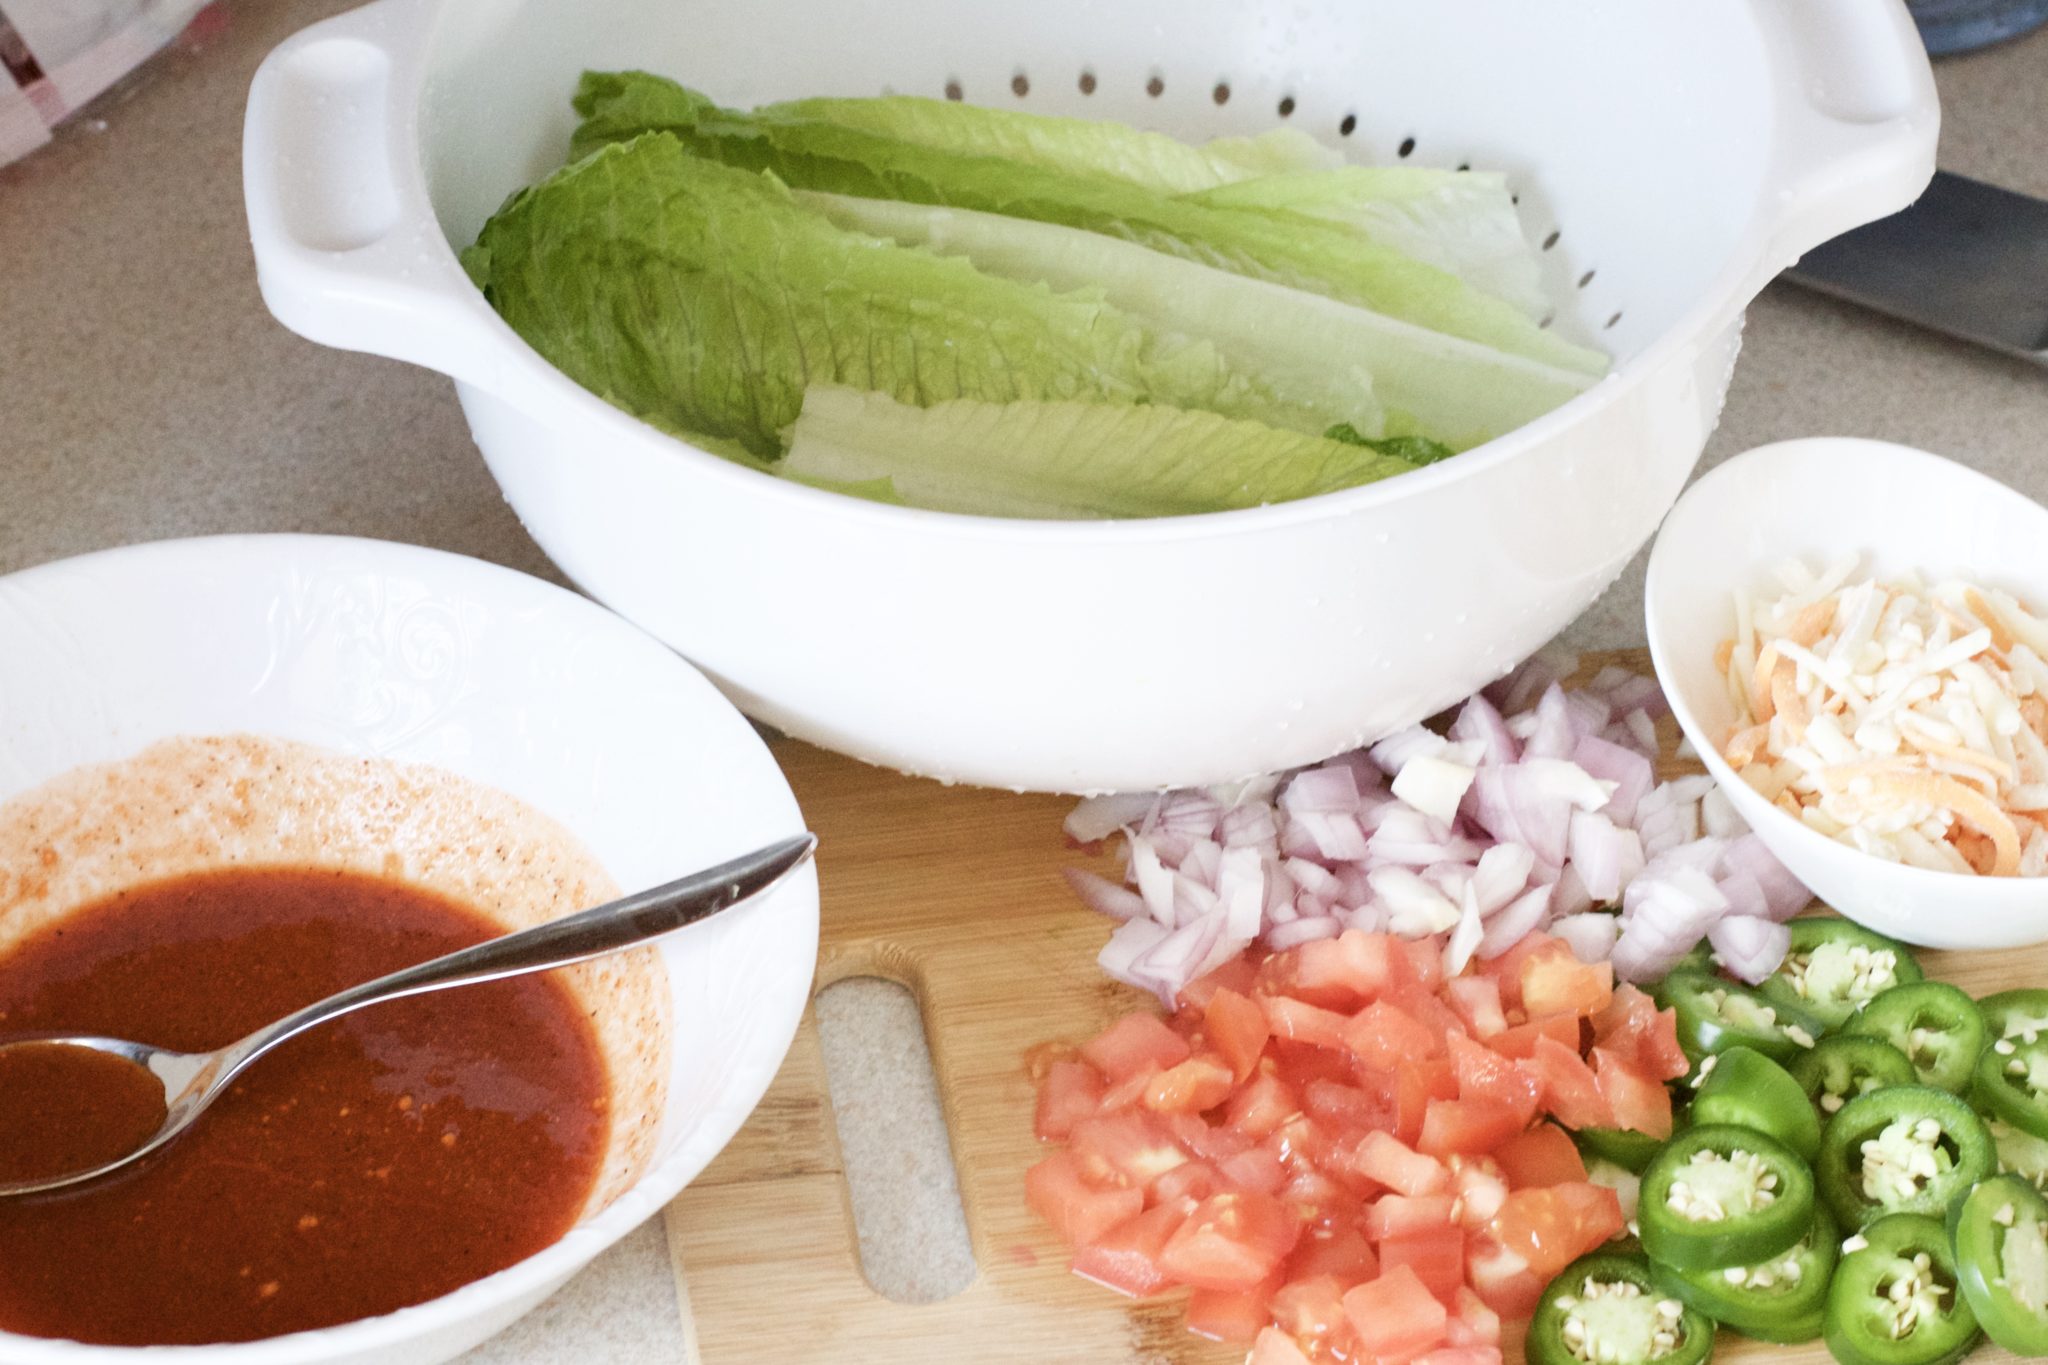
[1035,1059,1105,1142]
[1186,1282,1277,1344]
[1272,1275,1357,1356]
[1250,1326,1318,1365]
[1204,987,1271,1082]
[1276,929,1415,1009]
[1219,1146,1288,1197]
[1589,1044,1674,1139]
[1590,983,1690,1082]
[1153,1159,1225,1206]
[1069,1110,1187,1189]
[1364,1193,1457,1241]
[1520,950,1613,1019]
[1144,1053,1236,1115]
[1492,1123,1588,1189]
[1522,1035,1615,1131]
[1464,1233,1546,1320]
[1446,975,1508,1039]
[1181,956,1260,1011]
[1447,1031,1542,1126]
[1394,1055,1461,1147]
[1287,1222,1379,1285]
[1486,1012,1581,1060]
[1380,1220,1466,1301]
[1158,1192,1302,1292]
[1484,1182,1624,1280]
[1345,999,1442,1070]
[1225,1071,1299,1140]
[1350,1131,1448,1197]
[1448,1285,1503,1347]
[1083,1013,1192,1083]
[1071,1199,1192,1297]
[1342,1265,1449,1361]
[1262,995,1353,1052]
[1026,1151,1145,1248]
[1417,1349,1506,1365]
[1417,1098,1527,1158]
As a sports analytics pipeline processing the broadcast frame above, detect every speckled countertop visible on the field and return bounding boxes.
[3,4,2047,1357]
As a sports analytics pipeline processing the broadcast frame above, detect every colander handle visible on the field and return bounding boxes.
[242,0,512,396]
[1757,0,1939,274]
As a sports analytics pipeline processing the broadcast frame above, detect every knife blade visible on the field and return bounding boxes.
[1783,169,2048,365]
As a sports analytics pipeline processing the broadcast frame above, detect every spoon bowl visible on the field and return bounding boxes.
[0,833,815,1198]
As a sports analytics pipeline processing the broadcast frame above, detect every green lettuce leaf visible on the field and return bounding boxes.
[1186,167,1548,317]
[805,192,1590,450]
[780,385,1426,518]
[463,133,1330,457]
[568,72,1607,375]
[1323,424,1455,465]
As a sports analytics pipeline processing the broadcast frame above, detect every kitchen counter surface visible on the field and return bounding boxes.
[4,4,2048,1358]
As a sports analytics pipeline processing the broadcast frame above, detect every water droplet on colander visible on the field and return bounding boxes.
[1455,613,1469,625]
[1423,631,1436,643]
[1307,596,1322,608]
[1289,700,1304,713]
[1374,532,1390,546]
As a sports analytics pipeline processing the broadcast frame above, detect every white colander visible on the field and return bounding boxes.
[245,0,1936,794]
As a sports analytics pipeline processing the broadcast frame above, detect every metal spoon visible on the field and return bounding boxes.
[0,832,817,1198]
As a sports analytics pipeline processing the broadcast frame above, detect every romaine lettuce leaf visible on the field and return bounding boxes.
[805,192,1590,450]
[568,72,1607,376]
[780,385,1426,518]
[463,133,1335,457]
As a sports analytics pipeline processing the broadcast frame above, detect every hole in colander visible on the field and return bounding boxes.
[1456,161,1471,172]
[1278,95,1295,117]
[1146,74,1164,97]
[1578,269,1596,289]
[1011,72,1029,97]
[1606,311,1624,330]
[1542,229,1561,251]
[1339,113,1357,136]
[1078,69,1096,95]
[1213,81,1231,105]
[943,79,962,101]
[1397,136,1415,158]
[1538,312,1555,329]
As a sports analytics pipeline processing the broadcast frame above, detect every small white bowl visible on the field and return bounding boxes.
[1645,436,2048,950]
[0,535,818,1364]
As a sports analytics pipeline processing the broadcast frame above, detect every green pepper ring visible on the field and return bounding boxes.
[1654,970,1824,1067]
[1653,1206,1837,1344]
[1575,1125,1666,1175]
[1760,917,1923,1031]
[1817,1085,1995,1231]
[1639,1123,1815,1271]
[1691,1045,1823,1163]
[1972,1035,2048,1141]
[1529,1251,1713,1365]
[1947,1173,2048,1357]
[1824,1212,1981,1365]
[1843,981,1987,1094]
[1789,1034,1917,1118]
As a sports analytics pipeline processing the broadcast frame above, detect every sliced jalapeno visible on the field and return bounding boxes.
[1843,982,1985,1094]
[1759,917,1921,1031]
[1947,1173,2048,1357]
[1817,1086,1995,1231]
[1654,970,1824,1066]
[1691,1045,1822,1162]
[1825,1213,1980,1365]
[1639,1123,1814,1270]
[1989,1117,2048,1193]
[1790,1034,1917,1119]
[1577,1126,1667,1175]
[1530,1251,1713,1365]
[1654,1206,1836,1344]
[1971,988,2048,1141]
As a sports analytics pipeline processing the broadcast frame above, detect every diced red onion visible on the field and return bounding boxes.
[1266,915,1344,950]
[1568,810,1643,902]
[1065,792,1159,844]
[1488,647,1581,716]
[1173,877,1220,928]
[1708,914,1791,986]
[1221,801,1280,847]
[1390,753,1478,826]
[1550,860,1595,918]
[1585,665,1639,695]
[1602,674,1670,719]
[1522,685,1579,761]
[1180,838,1223,890]
[1700,785,1744,840]
[1470,843,1535,914]
[1573,734,1654,828]
[1368,724,1448,777]
[1565,690,1614,743]
[1478,885,1554,958]
[1721,833,1814,920]
[1062,868,1148,922]
[1623,708,1658,755]
[1130,837,1176,925]
[1450,694,1519,768]
[1293,810,1372,862]
[1552,912,1621,964]
[1281,765,1363,814]
[1285,856,1340,900]
[1156,791,1224,838]
[1715,869,1770,922]
[1098,917,1174,1004]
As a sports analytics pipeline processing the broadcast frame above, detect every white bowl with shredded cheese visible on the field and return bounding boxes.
[1646,437,2048,949]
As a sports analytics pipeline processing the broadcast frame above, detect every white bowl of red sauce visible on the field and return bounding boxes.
[0,535,818,1362]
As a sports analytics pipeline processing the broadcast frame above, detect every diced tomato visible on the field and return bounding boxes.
[1447,1032,1542,1127]
[1204,987,1271,1082]
[1342,1265,1450,1361]
[1394,1055,1461,1147]
[1287,1221,1379,1285]
[1590,1045,1674,1139]
[1071,1199,1192,1297]
[1098,1062,1162,1113]
[1345,999,1442,1070]
[1417,1098,1526,1158]
[1159,1192,1302,1291]
[1306,1078,1397,1134]
[1280,1164,1347,1219]
[1166,1112,1253,1163]
[1272,1038,1359,1088]
[1522,1035,1615,1130]
[1485,1182,1625,1280]
[1591,984,1690,1082]
[1145,1053,1236,1114]
[1154,1160,1226,1205]
[1446,975,1508,1039]
[1268,1114,1336,1173]
[1480,933,1567,1012]
[1272,1276,1357,1355]
[1273,929,1417,1009]
[1392,983,1469,1045]
[1464,1233,1545,1320]
[1186,1281,1278,1344]
[1069,1111,1187,1189]
[1492,1123,1588,1189]
[1262,995,1354,1052]
[1181,956,1261,1011]
[1520,950,1614,1019]
[1250,1325,1319,1365]
[1219,1146,1289,1197]
[1225,1071,1300,1140]
[1083,1013,1193,1083]
[1448,1285,1503,1347]
[1486,1012,1581,1060]
[1447,1154,1511,1228]
[1400,934,1447,993]
[1380,1220,1466,1301]
[1417,1349,1506,1365]
[1035,1059,1105,1142]
[1026,1151,1145,1248]
[1364,1193,1456,1240]
[1350,1131,1448,1197]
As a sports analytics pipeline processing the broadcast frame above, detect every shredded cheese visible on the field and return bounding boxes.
[1720,557,2048,876]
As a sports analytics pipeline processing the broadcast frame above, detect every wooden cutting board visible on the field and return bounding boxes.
[663,651,2039,1364]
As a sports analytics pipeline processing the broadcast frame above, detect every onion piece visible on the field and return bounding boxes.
[1065,792,1158,844]
[1573,734,1654,828]
[1392,754,1477,825]
[1478,885,1554,958]
[1369,725,1449,777]
[1266,915,1343,950]
[1062,868,1148,922]
[1552,911,1621,964]
[1281,765,1363,814]
[1450,694,1519,768]
[1708,913,1791,986]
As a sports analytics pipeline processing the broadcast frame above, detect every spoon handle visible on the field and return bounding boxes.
[217,833,816,1080]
